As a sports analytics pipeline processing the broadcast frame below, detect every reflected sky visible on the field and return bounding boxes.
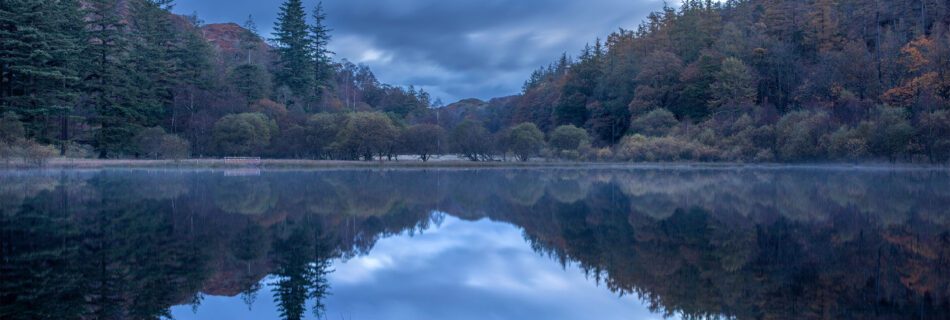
[172,215,668,320]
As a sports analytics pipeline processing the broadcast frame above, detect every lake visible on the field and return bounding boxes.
[1,167,949,319]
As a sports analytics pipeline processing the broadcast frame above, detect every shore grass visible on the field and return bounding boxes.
[1,158,599,169]
[1,157,948,171]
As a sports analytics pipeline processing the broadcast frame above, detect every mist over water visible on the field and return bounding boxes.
[2,168,949,319]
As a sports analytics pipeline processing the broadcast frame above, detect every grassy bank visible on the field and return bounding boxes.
[0,158,604,169]
[1,158,948,171]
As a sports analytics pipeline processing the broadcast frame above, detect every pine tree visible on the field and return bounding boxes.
[242,15,260,65]
[83,0,136,157]
[0,0,85,143]
[129,0,179,129]
[171,20,213,133]
[233,15,269,106]
[309,2,334,104]
[273,0,315,102]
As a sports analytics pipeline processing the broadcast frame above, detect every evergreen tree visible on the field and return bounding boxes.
[82,0,137,157]
[232,15,269,106]
[171,22,214,133]
[0,0,85,144]
[229,64,271,103]
[129,0,179,129]
[309,2,334,103]
[242,15,260,65]
[273,0,315,103]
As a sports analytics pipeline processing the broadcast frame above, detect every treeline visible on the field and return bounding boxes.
[0,0,437,161]
[503,0,950,162]
[4,0,950,163]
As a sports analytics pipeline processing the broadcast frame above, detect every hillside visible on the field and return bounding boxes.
[1,0,949,163]
[479,0,950,162]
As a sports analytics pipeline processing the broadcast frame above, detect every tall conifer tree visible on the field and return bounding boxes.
[83,0,136,157]
[309,2,334,103]
[273,0,314,103]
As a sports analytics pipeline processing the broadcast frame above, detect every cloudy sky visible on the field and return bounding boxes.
[174,0,666,103]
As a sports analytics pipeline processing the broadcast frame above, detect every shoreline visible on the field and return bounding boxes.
[1,158,948,171]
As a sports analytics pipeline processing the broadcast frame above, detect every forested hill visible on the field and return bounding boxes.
[1,0,435,159]
[2,0,950,163]
[494,0,950,162]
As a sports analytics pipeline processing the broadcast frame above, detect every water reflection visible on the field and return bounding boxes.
[1,168,949,319]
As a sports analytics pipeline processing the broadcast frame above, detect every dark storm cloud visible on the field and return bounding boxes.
[174,0,664,102]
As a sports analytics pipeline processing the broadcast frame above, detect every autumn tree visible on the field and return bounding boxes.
[629,51,684,115]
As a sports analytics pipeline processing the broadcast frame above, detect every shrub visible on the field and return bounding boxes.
[629,108,679,137]
[825,126,869,160]
[304,113,345,159]
[402,124,446,162]
[451,120,493,161]
[213,113,277,156]
[865,106,914,161]
[508,123,545,161]
[919,110,950,162]
[64,143,96,159]
[135,127,191,159]
[616,134,719,162]
[0,112,25,144]
[549,125,590,154]
[776,111,833,161]
[22,142,57,167]
[159,135,191,159]
[0,141,13,163]
[336,112,398,160]
[593,147,614,161]
[721,124,775,161]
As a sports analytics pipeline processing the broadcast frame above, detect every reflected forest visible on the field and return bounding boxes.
[2,169,949,319]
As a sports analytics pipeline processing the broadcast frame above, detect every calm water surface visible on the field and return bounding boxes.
[1,168,949,319]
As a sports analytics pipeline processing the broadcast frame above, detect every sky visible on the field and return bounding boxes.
[173,0,666,103]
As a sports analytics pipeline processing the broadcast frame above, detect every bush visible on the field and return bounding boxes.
[507,123,545,161]
[0,141,13,163]
[919,110,950,162]
[865,106,914,161]
[825,126,869,160]
[592,147,614,161]
[213,113,277,156]
[305,113,345,159]
[451,120,494,161]
[23,142,57,167]
[402,124,446,162]
[720,124,775,161]
[549,125,590,154]
[0,112,25,144]
[135,127,191,159]
[629,108,679,137]
[64,143,96,159]
[616,134,719,162]
[776,110,833,161]
[159,135,191,159]
[336,112,398,160]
